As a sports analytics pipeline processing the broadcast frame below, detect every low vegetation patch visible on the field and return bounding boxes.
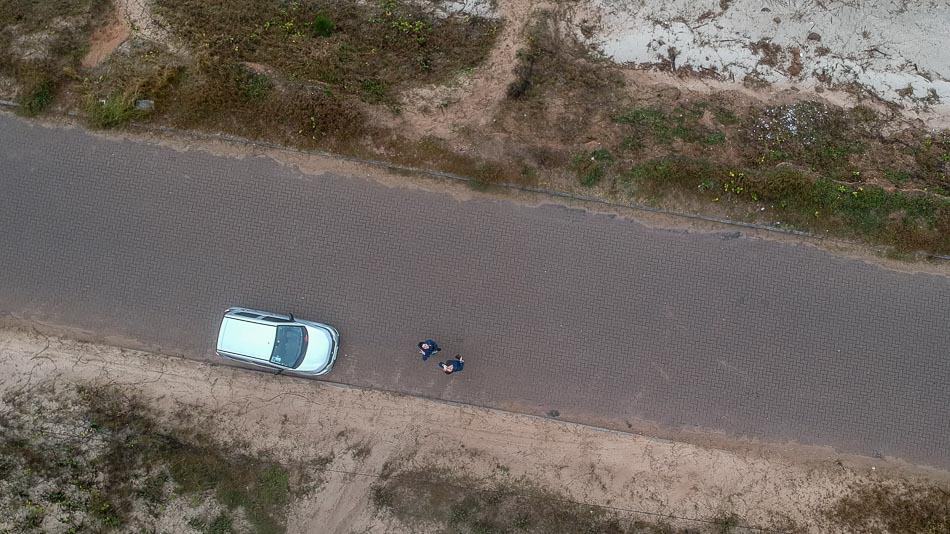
[0,0,111,113]
[154,0,498,100]
[492,12,949,255]
[372,464,950,533]
[0,383,314,533]
[371,467,681,533]
[599,98,950,255]
[80,0,500,150]
[572,148,615,186]
[615,104,726,147]
[826,480,950,533]
[501,10,625,144]
[622,157,950,254]
[383,135,530,187]
[741,101,870,179]
[19,78,55,116]
[85,91,143,128]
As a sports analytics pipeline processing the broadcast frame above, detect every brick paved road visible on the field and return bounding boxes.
[2,115,949,468]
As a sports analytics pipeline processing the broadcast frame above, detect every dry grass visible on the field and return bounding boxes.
[372,465,950,533]
[583,96,949,255]
[622,157,950,254]
[0,0,111,114]
[371,467,680,533]
[82,0,500,147]
[382,135,531,186]
[827,480,950,533]
[155,0,499,100]
[0,383,309,533]
[500,9,626,145]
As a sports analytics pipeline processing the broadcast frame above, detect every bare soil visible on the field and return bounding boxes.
[81,1,130,68]
[2,327,948,533]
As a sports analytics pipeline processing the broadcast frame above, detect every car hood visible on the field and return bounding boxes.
[296,325,334,372]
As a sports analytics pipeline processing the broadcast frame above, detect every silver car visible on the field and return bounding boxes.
[215,307,339,376]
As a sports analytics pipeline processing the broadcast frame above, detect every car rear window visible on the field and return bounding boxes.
[270,325,307,368]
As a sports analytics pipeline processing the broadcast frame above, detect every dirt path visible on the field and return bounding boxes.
[81,1,130,68]
[394,0,542,139]
[2,327,946,532]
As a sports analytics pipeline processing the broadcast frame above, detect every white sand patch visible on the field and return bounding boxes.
[432,0,500,18]
[585,0,950,120]
[120,0,182,53]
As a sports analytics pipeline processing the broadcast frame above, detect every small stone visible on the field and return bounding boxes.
[807,32,822,41]
[760,7,771,12]
[134,99,154,111]
[773,16,782,23]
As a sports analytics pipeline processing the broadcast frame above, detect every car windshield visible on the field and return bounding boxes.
[270,326,307,368]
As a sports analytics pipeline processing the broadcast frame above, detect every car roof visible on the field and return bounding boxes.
[217,316,278,361]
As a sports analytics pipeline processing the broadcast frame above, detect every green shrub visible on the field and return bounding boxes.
[310,14,335,37]
[86,93,141,128]
[19,79,55,116]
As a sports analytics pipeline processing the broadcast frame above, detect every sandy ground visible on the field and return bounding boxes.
[395,0,540,139]
[384,0,950,144]
[2,327,947,533]
[583,0,950,127]
[81,1,130,67]
[81,0,182,67]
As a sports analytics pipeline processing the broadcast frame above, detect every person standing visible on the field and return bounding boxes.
[439,355,464,375]
[418,339,441,361]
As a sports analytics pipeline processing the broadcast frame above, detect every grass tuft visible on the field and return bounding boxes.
[85,92,141,128]
[572,148,614,186]
[310,14,335,38]
[19,78,55,116]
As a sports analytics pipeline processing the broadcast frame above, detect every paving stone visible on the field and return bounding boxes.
[1,115,948,468]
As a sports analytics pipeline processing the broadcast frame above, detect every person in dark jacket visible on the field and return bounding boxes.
[439,355,464,374]
[418,339,441,361]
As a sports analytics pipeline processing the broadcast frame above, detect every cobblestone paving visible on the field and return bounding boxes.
[2,115,949,467]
